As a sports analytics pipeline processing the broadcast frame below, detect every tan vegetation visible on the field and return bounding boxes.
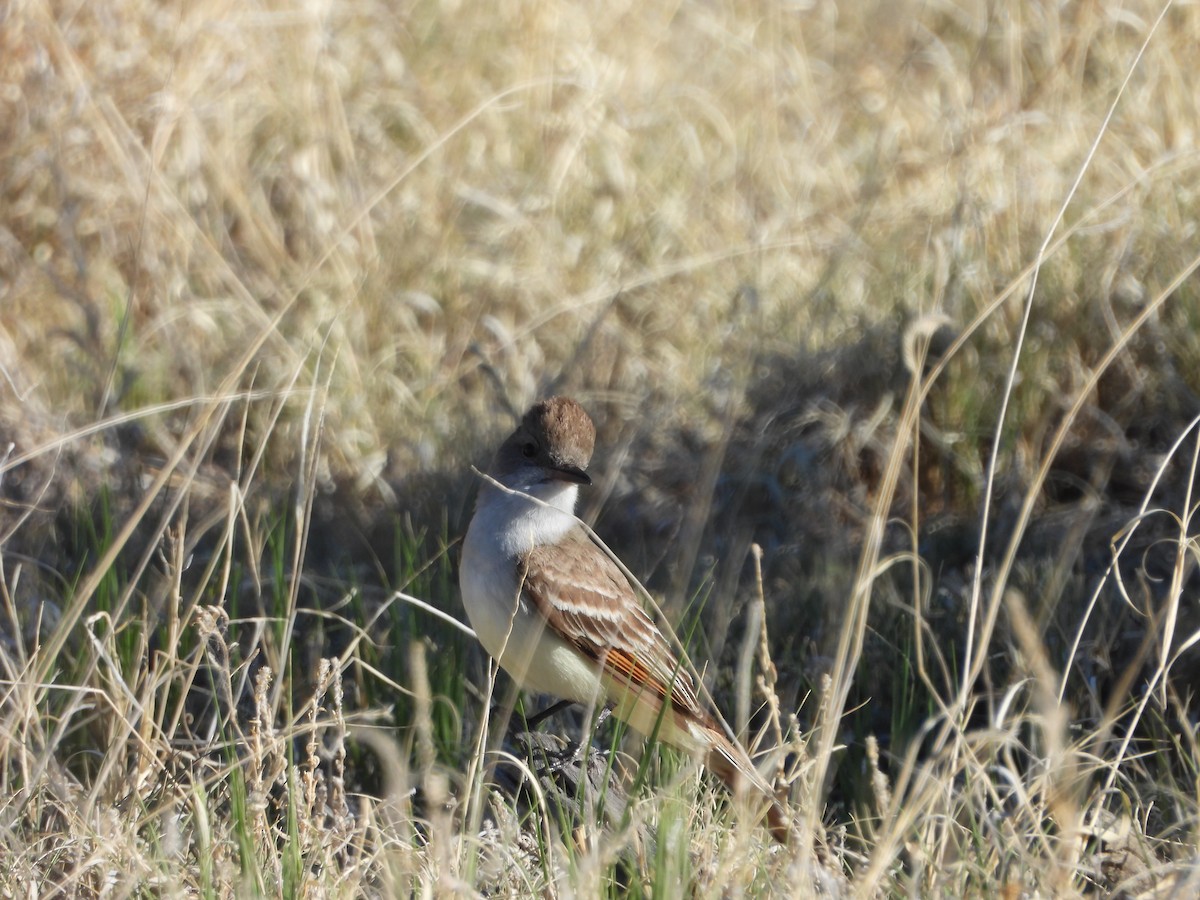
[2,0,1198,895]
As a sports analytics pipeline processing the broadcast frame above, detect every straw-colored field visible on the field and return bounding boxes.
[2,0,1198,895]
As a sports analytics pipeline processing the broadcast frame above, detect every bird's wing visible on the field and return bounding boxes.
[518,527,710,723]
[519,527,792,842]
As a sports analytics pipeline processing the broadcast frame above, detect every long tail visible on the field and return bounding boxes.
[703,729,793,845]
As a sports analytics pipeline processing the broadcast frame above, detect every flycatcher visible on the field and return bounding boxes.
[460,396,790,842]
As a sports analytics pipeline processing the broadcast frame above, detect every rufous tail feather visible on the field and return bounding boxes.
[704,734,793,845]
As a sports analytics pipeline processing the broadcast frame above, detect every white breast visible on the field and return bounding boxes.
[459,483,603,702]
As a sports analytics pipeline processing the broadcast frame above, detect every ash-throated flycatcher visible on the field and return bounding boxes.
[460,396,789,842]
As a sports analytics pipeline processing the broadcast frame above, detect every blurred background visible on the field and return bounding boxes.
[2,0,1198,891]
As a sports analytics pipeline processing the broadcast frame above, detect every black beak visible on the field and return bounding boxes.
[548,464,592,485]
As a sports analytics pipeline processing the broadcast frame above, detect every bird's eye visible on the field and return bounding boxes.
[521,441,537,458]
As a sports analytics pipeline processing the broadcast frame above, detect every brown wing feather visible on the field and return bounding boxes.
[518,528,710,722]
[519,528,794,844]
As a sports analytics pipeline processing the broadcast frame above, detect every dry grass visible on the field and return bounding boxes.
[2,0,1199,895]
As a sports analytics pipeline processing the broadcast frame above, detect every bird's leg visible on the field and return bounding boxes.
[525,698,576,730]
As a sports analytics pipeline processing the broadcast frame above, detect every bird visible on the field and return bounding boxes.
[459,396,790,842]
